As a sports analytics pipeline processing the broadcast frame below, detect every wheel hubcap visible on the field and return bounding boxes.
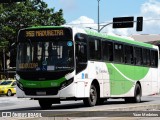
[90,88,96,102]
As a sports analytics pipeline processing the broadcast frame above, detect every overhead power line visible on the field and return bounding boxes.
[143,18,160,21]
[66,18,160,26]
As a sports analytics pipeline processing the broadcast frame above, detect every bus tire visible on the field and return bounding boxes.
[38,99,52,109]
[133,83,142,103]
[83,84,97,107]
[125,84,141,103]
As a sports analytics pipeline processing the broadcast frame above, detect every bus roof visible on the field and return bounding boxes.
[20,26,157,49]
[84,29,154,48]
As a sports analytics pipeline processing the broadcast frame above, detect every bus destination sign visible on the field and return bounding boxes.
[25,30,64,37]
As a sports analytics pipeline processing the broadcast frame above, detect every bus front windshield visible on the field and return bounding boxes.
[17,39,74,71]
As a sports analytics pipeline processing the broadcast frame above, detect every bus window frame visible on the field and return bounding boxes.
[88,36,102,61]
[102,39,114,62]
[113,42,124,64]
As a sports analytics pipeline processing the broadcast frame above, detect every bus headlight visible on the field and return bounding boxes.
[60,78,73,90]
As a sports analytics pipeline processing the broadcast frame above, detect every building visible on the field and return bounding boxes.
[131,34,160,46]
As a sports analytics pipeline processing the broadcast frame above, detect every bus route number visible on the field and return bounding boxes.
[25,30,64,37]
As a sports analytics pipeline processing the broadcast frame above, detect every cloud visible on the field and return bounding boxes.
[67,0,160,36]
[141,0,160,17]
[139,0,160,34]
[67,16,97,29]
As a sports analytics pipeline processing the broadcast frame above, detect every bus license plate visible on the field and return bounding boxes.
[36,91,46,95]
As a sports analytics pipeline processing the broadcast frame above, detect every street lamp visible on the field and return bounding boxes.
[97,0,100,32]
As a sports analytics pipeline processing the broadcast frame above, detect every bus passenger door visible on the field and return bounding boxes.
[75,34,88,75]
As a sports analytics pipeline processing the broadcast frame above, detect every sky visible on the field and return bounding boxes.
[43,0,160,36]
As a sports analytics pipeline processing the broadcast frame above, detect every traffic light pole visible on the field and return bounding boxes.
[99,22,113,32]
[86,22,113,32]
[97,0,100,32]
[87,16,143,32]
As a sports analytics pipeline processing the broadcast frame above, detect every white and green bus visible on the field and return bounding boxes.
[15,26,159,109]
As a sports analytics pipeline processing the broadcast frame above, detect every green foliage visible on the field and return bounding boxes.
[0,0,66,50]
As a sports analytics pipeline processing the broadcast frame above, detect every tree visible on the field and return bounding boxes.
[0,0,66,74]
[0,0,65,47]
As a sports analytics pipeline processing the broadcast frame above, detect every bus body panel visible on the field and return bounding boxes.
[59,83,75,98]
[87,61,111,97]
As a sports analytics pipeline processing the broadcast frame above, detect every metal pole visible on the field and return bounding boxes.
[99,22,113,32]
[97,0,100,32]
[86,22,113,32]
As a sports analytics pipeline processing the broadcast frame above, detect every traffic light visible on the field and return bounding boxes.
[113,17,134,28]
[0,0,26,3]
[136,17,143,31]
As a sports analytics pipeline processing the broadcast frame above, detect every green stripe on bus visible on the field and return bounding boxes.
[20,77,66,88]
[108,35,152,48]
[106,63,149,95]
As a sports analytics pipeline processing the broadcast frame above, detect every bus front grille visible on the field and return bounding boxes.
[23,87,59,96]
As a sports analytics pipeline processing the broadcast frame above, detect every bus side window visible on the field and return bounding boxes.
[114,43,124,63]
[76,44,87,63]
[88,37,101,60]
[124,45,133,64]
[102,40,113,61]
[143,49,151,66]
[134,47,143,66]
[151,50,158,67]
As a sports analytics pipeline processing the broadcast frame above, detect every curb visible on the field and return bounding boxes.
[46,104,160,117]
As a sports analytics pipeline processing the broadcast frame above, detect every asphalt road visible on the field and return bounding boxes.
[0,94,160,111]
[0,94,160,119]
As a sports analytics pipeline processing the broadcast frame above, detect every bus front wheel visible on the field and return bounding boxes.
[83,84,97,107]
[38,99,52,109]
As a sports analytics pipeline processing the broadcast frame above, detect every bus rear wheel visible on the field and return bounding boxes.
[125,84,141,103]
[133,83,142,103]
[38,99,52,109]
[83,84,97,107]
